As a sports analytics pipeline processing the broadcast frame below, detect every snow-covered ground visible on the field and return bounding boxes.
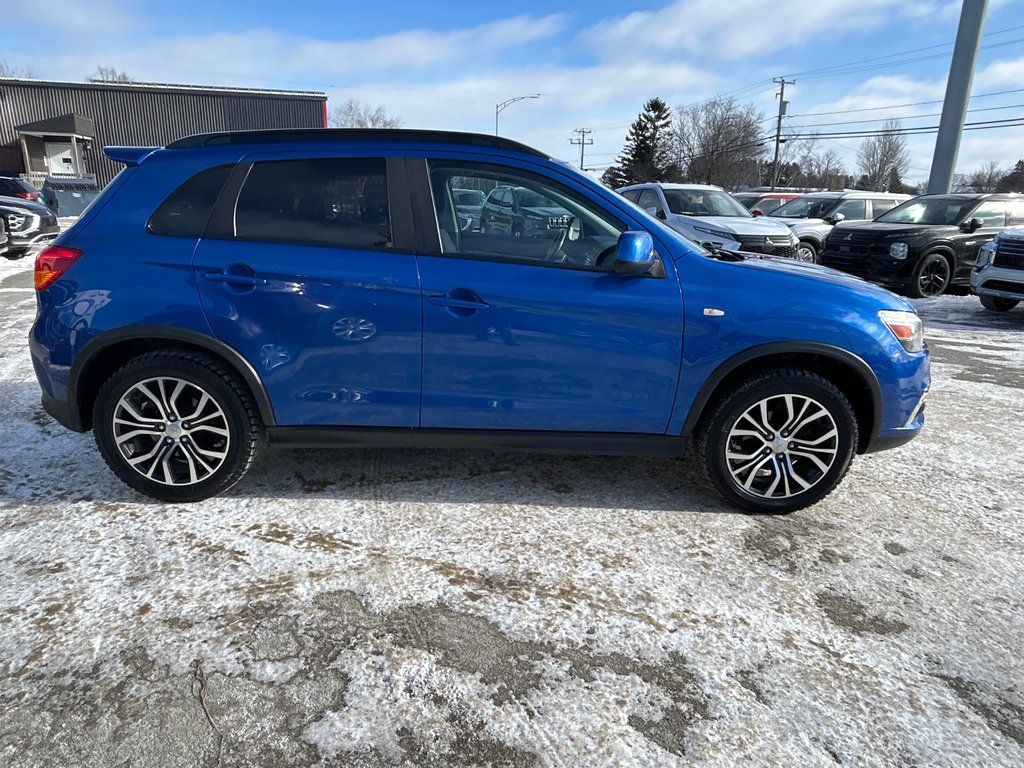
[1,253,1022,767]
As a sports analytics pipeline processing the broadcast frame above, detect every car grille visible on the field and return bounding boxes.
[821,251,872,277]
[737,234,794,258]
[994,238,1024,270]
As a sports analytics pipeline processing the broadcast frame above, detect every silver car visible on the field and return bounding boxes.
[972,227,1024,312]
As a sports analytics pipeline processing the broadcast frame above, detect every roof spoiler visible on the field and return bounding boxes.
[103,146,160,166]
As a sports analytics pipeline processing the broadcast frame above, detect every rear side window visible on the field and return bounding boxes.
[148,165,232,237]
[235,158,391,250]
[871,198,900,217]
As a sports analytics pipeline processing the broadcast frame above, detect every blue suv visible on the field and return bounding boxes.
[29,129,930,513]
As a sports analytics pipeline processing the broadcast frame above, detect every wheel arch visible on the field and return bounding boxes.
[69,327,276,431]
[681,342,882,453]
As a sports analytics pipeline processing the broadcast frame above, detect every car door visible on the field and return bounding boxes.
[954,200,1007,279]
[413,157,683,434]
[192,152,422,427]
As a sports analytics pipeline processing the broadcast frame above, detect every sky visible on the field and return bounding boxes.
[2,0,1023,186]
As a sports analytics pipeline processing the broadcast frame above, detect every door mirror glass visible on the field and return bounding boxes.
[614,231,662,277]
[567,216,582,241]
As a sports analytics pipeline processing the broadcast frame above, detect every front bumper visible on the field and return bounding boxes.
[971,265,1024,301]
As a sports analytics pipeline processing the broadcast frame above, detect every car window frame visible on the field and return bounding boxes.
[413,157,637,274]
[203,151,416,254]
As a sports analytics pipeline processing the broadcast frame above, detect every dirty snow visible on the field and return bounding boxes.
[1,253,1022,767]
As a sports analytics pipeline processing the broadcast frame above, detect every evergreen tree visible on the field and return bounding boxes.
[996,159,1024,193]
[603,98,681,186]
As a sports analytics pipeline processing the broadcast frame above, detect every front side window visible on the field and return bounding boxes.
[835,199,867,220]
[871,199,900,217]
[235,158,391,250]
[637,189,664,215]
[1008,200,1024,226]
[969,201,1006,227]
[429,161,626,269]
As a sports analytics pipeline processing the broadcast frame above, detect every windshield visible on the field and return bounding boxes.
[770,196,838,219]
[876,197,975,225]
[663,189,752,218]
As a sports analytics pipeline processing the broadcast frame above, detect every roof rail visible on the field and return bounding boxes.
[166,128,548,158]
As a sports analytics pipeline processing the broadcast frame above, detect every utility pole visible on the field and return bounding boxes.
[770,77,794,191]
[570,128,593,170]
[927,0,989,194]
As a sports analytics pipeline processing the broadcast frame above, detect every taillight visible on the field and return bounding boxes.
[35,245,82,290]
[14,191,35,200]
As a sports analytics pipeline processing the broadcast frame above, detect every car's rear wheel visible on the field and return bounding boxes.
[93,350,263,502]
[795,241,818,263]
[980,295,1019,312]
[908,253,951,298]
[697,370,858,514]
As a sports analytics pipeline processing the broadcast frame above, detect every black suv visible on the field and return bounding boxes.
[819,193,1024,297]
[479,185,571,238]
[0,196,61,258]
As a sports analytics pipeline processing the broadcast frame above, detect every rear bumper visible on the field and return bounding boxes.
[41,391,86,432]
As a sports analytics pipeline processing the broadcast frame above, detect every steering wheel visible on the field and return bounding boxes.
[546,227,568,262]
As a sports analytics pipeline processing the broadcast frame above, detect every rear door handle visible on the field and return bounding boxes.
[204,270,268,287]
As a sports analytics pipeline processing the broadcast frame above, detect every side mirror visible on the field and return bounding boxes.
[613,231,664,277]
[960,217,983,233]
[825,212,846,225]
[752,209,764,217]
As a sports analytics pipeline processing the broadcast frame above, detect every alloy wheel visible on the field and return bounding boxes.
[112,376,231,486]
[724,393,839,500]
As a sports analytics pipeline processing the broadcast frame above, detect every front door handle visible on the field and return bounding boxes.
[428,288,490,317]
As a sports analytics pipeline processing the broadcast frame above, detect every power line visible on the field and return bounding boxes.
[788,102,1024,129]
[569,128,594,170]
[788,87,1024,119]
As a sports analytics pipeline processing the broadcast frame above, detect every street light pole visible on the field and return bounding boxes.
[495,95,540,136]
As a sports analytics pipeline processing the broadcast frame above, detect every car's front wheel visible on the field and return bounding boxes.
[908,253,951,298]
[980,295,1019,312]
[698,370,858,514]
[795,241,818,263]
[93,350,263,502]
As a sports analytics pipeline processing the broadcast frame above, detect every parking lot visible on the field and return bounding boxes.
[1,253,1022,767]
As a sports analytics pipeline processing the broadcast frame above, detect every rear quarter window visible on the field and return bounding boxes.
[148,165,233,237]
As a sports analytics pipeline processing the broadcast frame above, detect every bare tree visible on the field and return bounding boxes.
[329,99,404,129]
[788,138,847,189]
[0,59,34,78]
[673,96,767,188]
[90,66,134,82]
[856,119,909,191]
[953,161,1003,193]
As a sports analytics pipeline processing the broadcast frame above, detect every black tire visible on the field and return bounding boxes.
[93,350,263,502]
[980,295,1019,312]
[697,369,858,514]
[795,241,818,263]
[908,253,951,298]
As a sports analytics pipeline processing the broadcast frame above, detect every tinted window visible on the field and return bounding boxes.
[835,199,867,220]
[770,196,837,219]
[235,158,391,250]
[148,165,232,237]
[877,197,977,225]
[871,199,901,217]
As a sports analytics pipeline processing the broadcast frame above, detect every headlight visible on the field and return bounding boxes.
[879,310,924,353]
[692,225,735,241]
[890,242,908,259]
[976,240,996,269]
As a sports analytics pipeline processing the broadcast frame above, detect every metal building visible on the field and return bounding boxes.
[0,78,327,187]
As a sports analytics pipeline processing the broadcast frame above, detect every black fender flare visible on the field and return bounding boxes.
[679,341,883,442]
[69,326,277,429]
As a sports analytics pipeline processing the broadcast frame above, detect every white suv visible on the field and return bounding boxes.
[618,183,799,258]
[973,226,1024,312]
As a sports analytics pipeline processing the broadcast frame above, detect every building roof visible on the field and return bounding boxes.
[16,113,95,137]
[0,77,326,100]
